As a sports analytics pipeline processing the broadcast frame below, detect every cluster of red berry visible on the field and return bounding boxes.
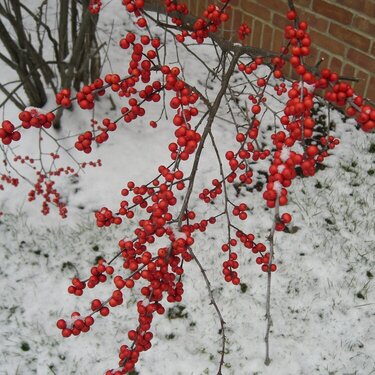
[76,79,105,110]
[19,108,55,129]
[0,0,373,373]
[55,88,72,107]
[89,0,102,14]
[122,0,145,16]
[0,173,19,190]
[238,22,251,41]
[28,172,68,217]
[174,1,231,43]
[0,120,20,145]
[95,207,122,227]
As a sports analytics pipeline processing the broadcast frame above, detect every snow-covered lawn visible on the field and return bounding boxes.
[0,2,374,374]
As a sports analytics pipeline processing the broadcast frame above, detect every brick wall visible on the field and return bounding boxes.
[185,0,375,100]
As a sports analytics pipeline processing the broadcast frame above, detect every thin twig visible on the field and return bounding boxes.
[188,247,226,375]
[264,193,280,365]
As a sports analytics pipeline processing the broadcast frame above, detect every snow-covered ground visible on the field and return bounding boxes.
[0,2,374,375]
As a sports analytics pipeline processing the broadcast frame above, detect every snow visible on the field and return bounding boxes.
[24,107,46,113]
[277,165,285,173]
[280,146,290,162]
[273,181,282,194]
[168,223,188,240]
[1,2,375,375]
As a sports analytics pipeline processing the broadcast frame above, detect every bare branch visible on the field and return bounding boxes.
[189,247,227,375]
[178,49,242,227]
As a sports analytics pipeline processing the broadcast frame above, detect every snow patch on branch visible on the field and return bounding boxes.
[167,224,188,240]
[280,146,290,162]
[277,165,285,173]
[273,181,282,195]
[24,106,45,113]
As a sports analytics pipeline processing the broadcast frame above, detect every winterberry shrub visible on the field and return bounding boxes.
[0,0,374,373]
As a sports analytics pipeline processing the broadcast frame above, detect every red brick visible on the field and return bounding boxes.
[353,69,368,96]
[257,0,286,14]
[242,1,271,22]
[222,6,234,40]
[338,0,366,13]
[329,23,370,52]
[309,46,319,60]
[298,10,329,32]
[310,29,346,55]
[329,57,343,75]
[295,0,312,7]
[252,19,263,47]
[231,8,244,35]
[272,28,284,53]
[347,48,375,72]
[352,16,375,36]
[338,0,375,17]
[364,2,375,18]
[187,0,197,15]
[366,76,375,101]
[341,63,355,79]
[261,23,273,51]
[312,0,353,24]
[196,1,206,17]
[372,42,375,56]
[303,54,318,69]
[229,0,241,6]
[242,12,254,28]
[272,12,288,30]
